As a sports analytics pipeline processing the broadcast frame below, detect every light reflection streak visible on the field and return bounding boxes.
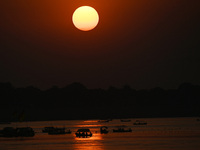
[75,124,102,128]
[74,121,103,128]
[84,120,98,123]
[73,131,104,150]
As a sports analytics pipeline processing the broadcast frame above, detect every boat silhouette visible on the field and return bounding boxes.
[100,126,109,134]
[0,127,35,137]
[42,127,55,133]
[133,120,147,125]
[45,127,71,135]
[75,129,92,138]
[120,119,131,122]
[113,126,132,133]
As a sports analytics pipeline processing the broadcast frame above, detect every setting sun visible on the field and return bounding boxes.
[72,6,99,31]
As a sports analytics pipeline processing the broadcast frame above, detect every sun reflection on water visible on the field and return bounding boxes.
[74,133,104,150]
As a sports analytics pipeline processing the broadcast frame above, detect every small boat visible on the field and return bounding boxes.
[100,126,109,134]
[0,127,35,137]
[120,119,131,122]
[0,127,18,137]
[75,129,92,138]
[48,127,71,135]
[16,127,35,137]
[42,127,55,133]
[133,120,147,125]
[113,127,132,133]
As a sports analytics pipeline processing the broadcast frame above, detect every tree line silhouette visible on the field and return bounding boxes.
[0,82,200,122]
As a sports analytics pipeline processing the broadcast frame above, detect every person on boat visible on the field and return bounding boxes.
[81,132,86,136]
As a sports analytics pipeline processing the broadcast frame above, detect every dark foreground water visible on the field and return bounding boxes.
[0,117,200,150]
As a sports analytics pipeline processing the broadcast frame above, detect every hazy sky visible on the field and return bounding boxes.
[0,0,200,89]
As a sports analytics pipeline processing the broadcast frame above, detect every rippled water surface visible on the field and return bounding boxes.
[0,117,200,150]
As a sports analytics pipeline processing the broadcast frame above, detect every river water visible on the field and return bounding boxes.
[0,117,200,150]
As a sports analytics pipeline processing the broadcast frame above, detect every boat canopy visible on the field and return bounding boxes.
[77,129,91,132]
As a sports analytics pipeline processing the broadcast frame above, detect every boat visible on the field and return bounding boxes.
[113,127,132,133]
[16,127,35,137]
[120,119,131,122]
[0,127,35,137]
[133,120,147,125]
[100,126,109,134]
[0,127,18,137]
[75,129,92,138]
[47,127,71,135]
[42,127,55,133]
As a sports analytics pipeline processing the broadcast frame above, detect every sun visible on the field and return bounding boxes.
[72,6,99,31]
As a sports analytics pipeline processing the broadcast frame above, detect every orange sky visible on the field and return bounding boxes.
[0,0,200,89]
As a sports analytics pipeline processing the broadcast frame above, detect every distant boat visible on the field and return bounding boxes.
[16,127,35,137]
[113,126,132,133]
[133,120,147,125]
[47,127,71,135]
[0,127,35,137]
[75,129,92,138]
[42,127,55,133]
[113,128,132,133]
[120,119,131,122]
[100,126,109,134]
[0,127,17,137]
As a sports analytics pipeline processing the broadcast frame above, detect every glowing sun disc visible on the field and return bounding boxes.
[72,6,99,31]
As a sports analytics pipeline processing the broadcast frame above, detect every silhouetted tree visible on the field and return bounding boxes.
[0,82,200,121]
